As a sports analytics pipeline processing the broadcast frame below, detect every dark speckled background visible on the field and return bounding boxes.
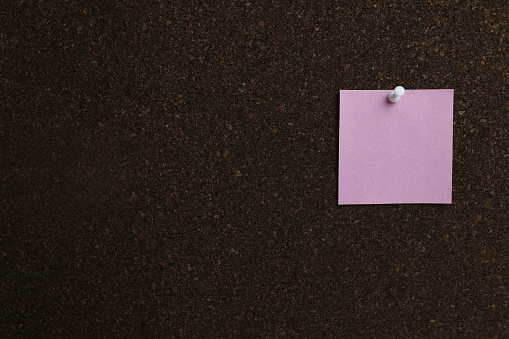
[1,0,508,337]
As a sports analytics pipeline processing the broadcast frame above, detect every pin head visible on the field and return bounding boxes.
[389,86,405,102]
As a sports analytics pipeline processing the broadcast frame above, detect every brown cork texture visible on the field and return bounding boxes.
[1,0,508,337]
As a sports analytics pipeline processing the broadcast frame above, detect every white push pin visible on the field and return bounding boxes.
[389,86,405,103]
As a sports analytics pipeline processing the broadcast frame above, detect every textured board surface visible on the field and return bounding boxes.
[1,1,507,337]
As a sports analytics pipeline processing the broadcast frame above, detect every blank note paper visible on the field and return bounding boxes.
[338,89,454,205]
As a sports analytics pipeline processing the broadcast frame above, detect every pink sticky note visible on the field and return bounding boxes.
[338,89,454,205]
